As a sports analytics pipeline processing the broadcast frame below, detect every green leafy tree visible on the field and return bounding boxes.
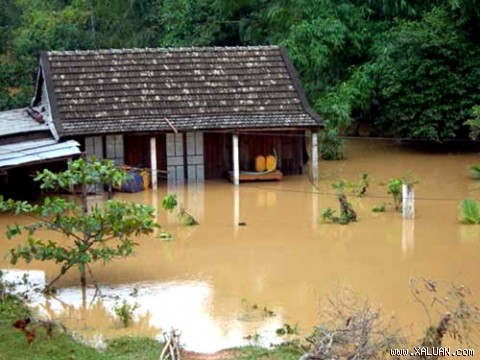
[370,6,480,140]
[0,157,158,290]
[464,105,480,140]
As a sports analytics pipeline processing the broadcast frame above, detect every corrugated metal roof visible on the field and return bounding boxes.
[0,139,80,169]
[0,108,49,136]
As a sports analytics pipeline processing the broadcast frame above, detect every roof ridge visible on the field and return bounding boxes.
[48,45,281,56]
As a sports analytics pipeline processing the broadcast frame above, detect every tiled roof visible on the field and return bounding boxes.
[38,46,322,136]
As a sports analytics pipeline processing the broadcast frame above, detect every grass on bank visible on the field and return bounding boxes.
[0,294,301,360]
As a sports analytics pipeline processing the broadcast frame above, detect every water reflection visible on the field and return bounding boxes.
[402,219,415,256]
[1,269,285,353]
[2,139,480,352]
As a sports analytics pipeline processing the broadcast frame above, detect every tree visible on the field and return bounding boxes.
[370,6,480,140]
[0,157,158,290]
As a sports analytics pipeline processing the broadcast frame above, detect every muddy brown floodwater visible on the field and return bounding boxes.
[2,139,480,353]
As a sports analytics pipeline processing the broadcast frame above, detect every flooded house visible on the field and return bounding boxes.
[0,108,80,199]
[31,46,322,186]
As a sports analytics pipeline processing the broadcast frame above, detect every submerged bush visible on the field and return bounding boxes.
[372,204,386,213]
[319,129,345,160]
[460,199,480,224]
[469,165,480,180]
[161,193,198,226]
[322,194,357,225]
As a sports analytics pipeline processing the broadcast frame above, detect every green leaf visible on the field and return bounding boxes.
[460,199,480,224]
[469,165,480,180]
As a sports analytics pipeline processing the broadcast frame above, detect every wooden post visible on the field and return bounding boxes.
[402,183,414,219]
[150,136,157,190]
[311,131,319,184]
[234,186,240,231]
[233,133,239,186]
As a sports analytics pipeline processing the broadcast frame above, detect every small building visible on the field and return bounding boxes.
[32,46,322,186]
[0,108,80,199]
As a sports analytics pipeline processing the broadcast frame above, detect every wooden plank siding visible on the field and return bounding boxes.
[204,132,232,179]
[124,134,166,172]
[204,131,305,179]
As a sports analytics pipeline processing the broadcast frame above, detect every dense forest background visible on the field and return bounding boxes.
[1,0,479,157]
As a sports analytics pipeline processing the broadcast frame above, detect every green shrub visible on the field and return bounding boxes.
[460,199,480,224]
[469,165,480,180]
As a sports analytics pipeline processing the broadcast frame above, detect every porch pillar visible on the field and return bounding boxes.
[311,131,319,184]
[150,136,157,190]
[234,186,240,232]
[232,133,240,186]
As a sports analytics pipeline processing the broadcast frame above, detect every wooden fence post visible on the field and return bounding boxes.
[150,136,157,189]
[402,183,414,219]
[232,133,239,186]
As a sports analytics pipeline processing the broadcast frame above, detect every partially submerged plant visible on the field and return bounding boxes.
[114,300,138,327]
[319,128,346,160]
[386,173,418,212]
[469,165,480,180]
[0,157,158,291]
[161,193,198,226]
[162,193,178,212]
[354,172,369,197]
[331,172,369,198]
[460,199,480,224]
[322,194,357,225]
[387,178,403,211]
[372,204,386,213]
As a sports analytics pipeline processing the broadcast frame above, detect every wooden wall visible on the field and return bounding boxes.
[75,131,304,181]
[124,134,166,172]
[204,132,232,179]
[204,131,305,179]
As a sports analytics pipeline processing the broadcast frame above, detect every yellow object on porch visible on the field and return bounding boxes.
[255,155,266,172]
[140,169,150,189]
[265,155,277,171]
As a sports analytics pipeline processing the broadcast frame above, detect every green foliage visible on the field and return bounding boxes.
[331,172,369,197]
[330,179,352,194]
[387,178,403,211]
[464,106,480,140]
[162,193,198,226]
[469,165,480,179]
[0,157,158,289]
[36,157,128,191]
[2,0,480,147]
[114,300,139,328]
[354,172,369,197]
[319,129,345,160]
[161,193,178,213]
[460,199,480,224]
[321,207,336,222]
[321,194,357,225]
[371,204,386,213]
[384,174,418,212]
[370,7,480,140]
